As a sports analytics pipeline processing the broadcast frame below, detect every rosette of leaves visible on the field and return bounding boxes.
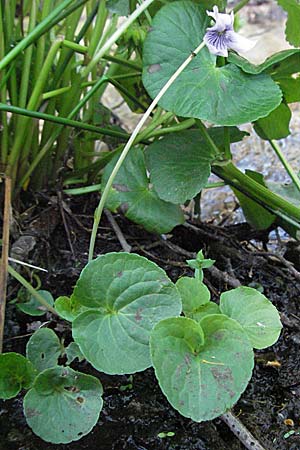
[150,282,282,421]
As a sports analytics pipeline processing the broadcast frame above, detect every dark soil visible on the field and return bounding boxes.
[1,193,300,450]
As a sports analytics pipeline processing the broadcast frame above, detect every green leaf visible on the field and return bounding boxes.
[150,315,253,421]
[277,0,300,47]
[102,147,184,233]
[176,276,210,315]
[142,1,282,126]
[232,170,275,230]
[24,366,103,444]
[17,290,54,316]
[220,286,282,349]
[186,249,216,270]
[72,252,182,374]
[228,49,300,76]
[146,127,247,204]
[254,103,291,140]
[189,301,221,322]
[65,342,85,365]
[277,76,300,103]
[26,329,62,372]
[54,296,89,322]
[146,130,214,204]
[0,353,36,399]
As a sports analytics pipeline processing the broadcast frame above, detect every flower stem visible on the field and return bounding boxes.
[88,40,206,261]
[269,139,300,192]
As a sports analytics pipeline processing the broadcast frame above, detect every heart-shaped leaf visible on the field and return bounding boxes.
[102,147,184,233]
[0,353,36,399]
[220,287,282,349]
[176,276,210,314]
[150,315,253,421]
[72,252,182,374]
[142,1,282,126]
[146,127,247,204]
[24,366,103,444]
[26,328,62,372]
[17,290,54,316]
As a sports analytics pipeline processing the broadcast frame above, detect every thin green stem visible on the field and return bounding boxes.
[82,0,156,77]
[269,139,300,192]
[213,162,300,221]
[88,0,108,57]
[231,0,251,14]
[109,77,147,111]
[135,111,174,142]
[196,120,300,224]
[33,0,52,84]
[0,104,130,140]
[0,0,74,71]
[8,39,62,172]
[195,120,221,157]
[205,181,226,189]
[88,40,206,261]
[19,0,37,108]
[143,118,196,139]
[7,265,58,316]
[223,127,232,160]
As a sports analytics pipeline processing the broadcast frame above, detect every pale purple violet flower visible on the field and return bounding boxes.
[204,6,255,57]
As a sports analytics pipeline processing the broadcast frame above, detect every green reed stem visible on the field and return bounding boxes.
[0,0,74,72]
[19,1,37,108]
[33,0,52,84]
[88,0,108,57]
[0,104,130,140]
[82,0,155,77]
[8,39,62,173]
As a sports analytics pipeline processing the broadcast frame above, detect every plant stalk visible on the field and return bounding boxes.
[88,40,206,261]
[269,139,300,192]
